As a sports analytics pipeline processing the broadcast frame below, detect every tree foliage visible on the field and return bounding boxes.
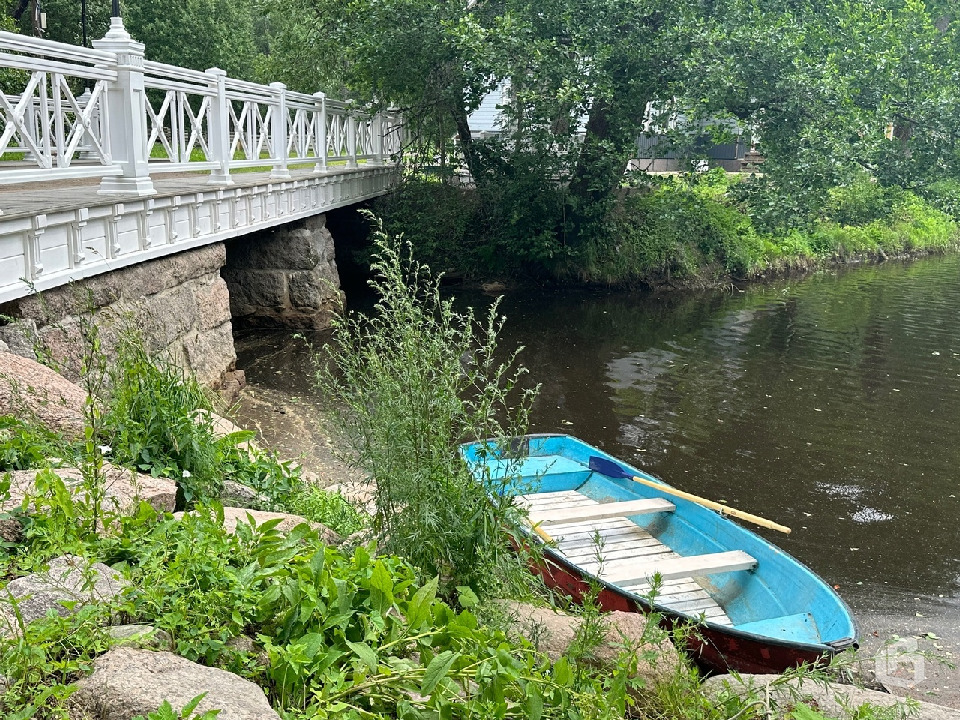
[263,0,960,257]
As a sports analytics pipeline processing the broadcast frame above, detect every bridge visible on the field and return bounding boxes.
[0,18,402,391]
[0,17,401,304]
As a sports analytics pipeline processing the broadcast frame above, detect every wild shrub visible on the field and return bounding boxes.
[0,417,74,472]
[595,172,765,284]
[313,216,539,600]
[280,485,365,536]
[99,334,221,508]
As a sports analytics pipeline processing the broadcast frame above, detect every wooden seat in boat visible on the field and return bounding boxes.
[528,498,675,525]
[518,490,755,626]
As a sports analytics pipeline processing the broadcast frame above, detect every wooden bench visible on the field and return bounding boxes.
[601,550,757,585]
[529,498,676,525]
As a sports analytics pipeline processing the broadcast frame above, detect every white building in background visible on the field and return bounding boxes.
[468,87,751,171]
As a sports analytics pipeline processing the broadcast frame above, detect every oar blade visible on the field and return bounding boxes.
[588,455,631,479]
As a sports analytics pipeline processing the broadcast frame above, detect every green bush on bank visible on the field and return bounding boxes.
[374,169,960,286]
[0,474,660,720]
[314,215,539,602]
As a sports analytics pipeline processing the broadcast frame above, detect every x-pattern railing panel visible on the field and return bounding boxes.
[0,28,400,187]
[0,71,110,169]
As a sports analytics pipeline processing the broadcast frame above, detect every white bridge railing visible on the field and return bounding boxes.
[0,18,402,196]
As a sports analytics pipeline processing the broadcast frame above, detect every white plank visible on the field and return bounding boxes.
[532,498,675,525]
[602,550,757,585]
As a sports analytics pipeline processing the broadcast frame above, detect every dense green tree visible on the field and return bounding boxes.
[261,0,959,246]
[23,0,259,79]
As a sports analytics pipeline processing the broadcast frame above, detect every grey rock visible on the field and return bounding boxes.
[0,351,87,438]
[180,322,236,388]
[107,625,174,651]
[195,276,232,332]
[0,555,126,634]
[2,464,178,517]
[0,318,38,359]
[220,480,269,508]
[71,648,280,720]
[141,283,198,348]
[175,507,342,545]
[703,672,959,720]
[504,601,680,687]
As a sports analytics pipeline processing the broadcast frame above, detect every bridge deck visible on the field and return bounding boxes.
[0,164,398,304]
[0,166,368,220]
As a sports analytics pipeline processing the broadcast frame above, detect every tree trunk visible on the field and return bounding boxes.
[567,95,638,244]
[451,102,482,185]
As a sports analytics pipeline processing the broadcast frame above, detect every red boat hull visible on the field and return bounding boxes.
[533,548,853,674]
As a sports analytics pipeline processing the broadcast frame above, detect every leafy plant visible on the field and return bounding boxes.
[313,216,539,600]
[279,486,366,537]
[0,417,74,472]
[133,694,221,720]
[99,334,221,508]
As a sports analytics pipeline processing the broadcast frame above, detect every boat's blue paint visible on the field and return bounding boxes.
[462,434,858,651]
[735,613,821,646]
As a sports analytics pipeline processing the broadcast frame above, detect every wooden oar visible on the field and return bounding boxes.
[521,517,555,544]
[587,456,792,534]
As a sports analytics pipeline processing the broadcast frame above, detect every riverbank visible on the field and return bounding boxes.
[230,330,960,714]
[232,250,960,714]
[372,172,960,291]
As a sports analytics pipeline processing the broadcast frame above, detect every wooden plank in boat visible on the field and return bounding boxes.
[561,539,663,561]
[531,498,676,525]
[602,550,757,585]
[575,546,675,571]
[557,527,655,549]
[517,491,590,509]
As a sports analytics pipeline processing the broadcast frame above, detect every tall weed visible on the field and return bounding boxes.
[313,216,539,600]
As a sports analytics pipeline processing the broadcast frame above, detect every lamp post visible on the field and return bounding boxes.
[81,0,87,45]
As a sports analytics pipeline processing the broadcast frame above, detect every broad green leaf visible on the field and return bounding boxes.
[309,547,326,577]
[552,656,572,686]
[525,684,543,720]
[455,585,478,608]
[346,640,379,672]
[421,650,460,696]
[406,575,438,629]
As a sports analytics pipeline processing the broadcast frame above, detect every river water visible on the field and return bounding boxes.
[236,253,960,700]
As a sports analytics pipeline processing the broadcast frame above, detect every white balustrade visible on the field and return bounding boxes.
[0,20,402,194]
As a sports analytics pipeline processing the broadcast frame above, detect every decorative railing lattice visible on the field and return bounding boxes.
[0,20,402,195]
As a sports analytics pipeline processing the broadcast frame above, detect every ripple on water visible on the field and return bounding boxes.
[850,507,894,523]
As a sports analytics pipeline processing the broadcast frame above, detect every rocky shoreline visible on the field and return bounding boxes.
[1,348,957,719]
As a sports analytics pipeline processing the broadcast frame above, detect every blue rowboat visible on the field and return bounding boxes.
[461,433,858,674]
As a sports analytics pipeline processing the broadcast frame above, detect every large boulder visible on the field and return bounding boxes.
[0,351,87,438]
[704,672,958,720]
[71,648,280,720]
[174,507,341,545]
[0,555,126,635]
[3,464,178,516]
[504,601,681,686]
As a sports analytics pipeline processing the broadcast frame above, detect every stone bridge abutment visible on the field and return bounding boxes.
[0,213,345,398]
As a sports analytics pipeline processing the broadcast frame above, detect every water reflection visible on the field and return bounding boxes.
[478,256,960,608]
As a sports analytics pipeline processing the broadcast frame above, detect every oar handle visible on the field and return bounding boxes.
[628,475,792,534]
[522,517,555,544]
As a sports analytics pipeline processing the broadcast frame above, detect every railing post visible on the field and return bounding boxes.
[371,109,384,165]
[93,17,156,196]
[206,67,233,185]
[313,91,327,173]
[270,81,291,180]
[346,101,358,168]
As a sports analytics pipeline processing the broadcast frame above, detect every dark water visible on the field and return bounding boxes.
[482,256,960,615]
[238,254,960,617]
